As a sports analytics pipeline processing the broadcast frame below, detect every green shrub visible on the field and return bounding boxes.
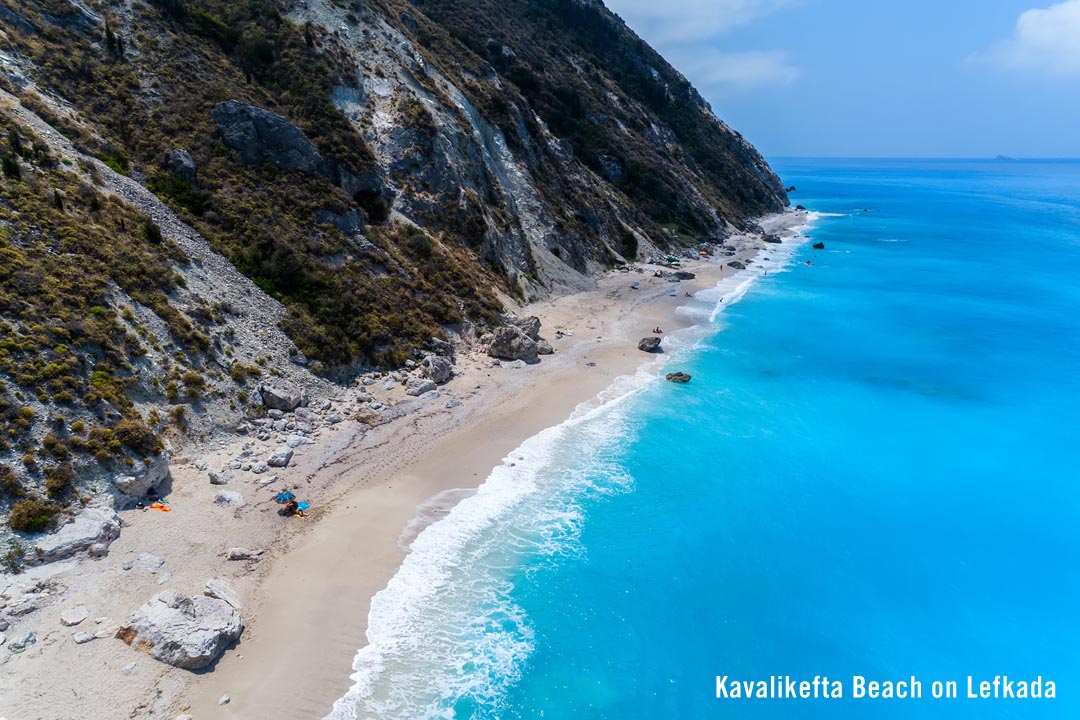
[0,464,22,498]
[2,543,25,573]
[44,463,75,499]
[8,497,61,533]
[113,419,162,456]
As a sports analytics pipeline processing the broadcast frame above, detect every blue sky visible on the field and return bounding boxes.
[603,0,1080,157]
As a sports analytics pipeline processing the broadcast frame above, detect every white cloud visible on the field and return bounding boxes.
[978,0,1080,74]
[604,0,794,43]
[603,0,799,88]
[677,50,800,89]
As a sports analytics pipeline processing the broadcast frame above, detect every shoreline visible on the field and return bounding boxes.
[183,210,810,719]
[0,210,807,720]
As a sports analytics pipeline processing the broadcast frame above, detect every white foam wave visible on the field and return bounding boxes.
[324,210,822,720]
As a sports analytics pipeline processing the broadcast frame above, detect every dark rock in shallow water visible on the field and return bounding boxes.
[812,242,825,249]
[638,337,662,353]
[665,372,691,383]
[795,204,806,211]
[786,185,797,192]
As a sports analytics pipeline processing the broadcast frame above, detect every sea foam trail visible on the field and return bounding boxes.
[324,213,819,720]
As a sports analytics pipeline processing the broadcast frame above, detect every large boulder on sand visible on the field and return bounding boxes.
[419,355,452,384]
[487,326,538,363]
[405,377,438,396]
[638,337,662,353]
[260,384,302,412]
[117,590,243,670]
[32,507,121,564]
[266,447,294,468]
[515,316,542,340]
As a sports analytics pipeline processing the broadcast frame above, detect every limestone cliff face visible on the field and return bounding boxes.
[0,0,786,369]
[0,0,785,547]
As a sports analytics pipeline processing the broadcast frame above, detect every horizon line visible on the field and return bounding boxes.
[768,155,1080,162]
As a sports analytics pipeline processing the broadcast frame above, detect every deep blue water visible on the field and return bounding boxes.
[330,159,1080,719]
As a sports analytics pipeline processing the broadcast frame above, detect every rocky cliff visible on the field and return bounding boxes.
[0,0,786,550]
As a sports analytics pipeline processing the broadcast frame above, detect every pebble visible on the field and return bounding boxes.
[72,631,94,644]
[218,693,231,705]
[60,606,89,627]
[122,661,137,674]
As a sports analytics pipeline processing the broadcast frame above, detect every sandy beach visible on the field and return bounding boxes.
[0,211,805,720]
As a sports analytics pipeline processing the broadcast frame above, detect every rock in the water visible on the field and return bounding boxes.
[208,471,231,486]
[266,447,294,468]
[286,433,314,448]
[204,579,242,610]
[536,339,554,355]
[33,506,121,564]
[61,606,89,627]
[405,377,438,397]
[212,100,325,174]
[419,355,452,384]
[487,326,539,362]
[9,631,35,653]
[118,590,243,670]
[167,149,197,180]
[260,384,302,412]
[638,336,662,353]
[515,315,542,340]
[72,631,95,644]
[214,491,245,508]
[812,241,825,249]
[665,372,692,383]
[113,450,172,497]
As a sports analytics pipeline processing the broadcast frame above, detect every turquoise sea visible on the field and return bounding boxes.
[327,159,1080,719]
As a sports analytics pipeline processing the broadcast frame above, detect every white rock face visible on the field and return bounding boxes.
[112,450,171,497]
[60,606,89,627]
[119,590,243,670]
[286,433,314,448]
[266,447,294,468]
[204,578,242,610]
[33,507,121,564]
[405,377,437,396]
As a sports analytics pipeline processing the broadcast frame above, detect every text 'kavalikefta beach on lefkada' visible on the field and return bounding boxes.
[0,1,1078,720]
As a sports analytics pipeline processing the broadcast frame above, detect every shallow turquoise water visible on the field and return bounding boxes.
[329,159,1080,719]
